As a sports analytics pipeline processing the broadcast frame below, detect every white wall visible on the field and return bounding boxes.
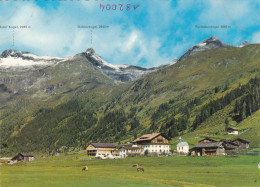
[119,149,127,158]
[177,145,189,153]
[141,145,170,153]
[228,131,238,135]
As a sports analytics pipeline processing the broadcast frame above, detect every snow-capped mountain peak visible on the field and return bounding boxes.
[83,48,123,71]
[200,35,230,47]
[177,35,231,62]
[203,35,219,42]
[85,48,96,56]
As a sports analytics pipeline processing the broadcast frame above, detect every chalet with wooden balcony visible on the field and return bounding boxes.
[86,143,117,157]
[133,133,171,153]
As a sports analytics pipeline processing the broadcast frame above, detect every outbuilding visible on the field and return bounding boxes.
[190,142,225,156]
[11,153,34,162]
[227,127,239,135]
[231,138,249,149]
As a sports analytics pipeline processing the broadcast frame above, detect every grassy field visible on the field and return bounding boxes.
[1,154,260,187]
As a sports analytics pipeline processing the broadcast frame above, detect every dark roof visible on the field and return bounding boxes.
[117,144,133,148]
[231,138,250,143]
[227,127,239,131]
[11,153,34,160]
[221,140,239,146]
[90,143,116,148]
[199,137,217,142]
[193,142,223,148]
[133,133,170,143]
[20,153,34,157]
[222,141,239,150]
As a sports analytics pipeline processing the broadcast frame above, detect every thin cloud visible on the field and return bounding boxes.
[252,32,260,43]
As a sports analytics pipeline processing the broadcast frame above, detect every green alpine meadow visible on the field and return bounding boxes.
[1,154,260,187]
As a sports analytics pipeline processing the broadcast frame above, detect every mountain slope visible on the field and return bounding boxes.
[1,44,259,154]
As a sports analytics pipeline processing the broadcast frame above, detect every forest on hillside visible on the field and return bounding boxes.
[2,75,259,155]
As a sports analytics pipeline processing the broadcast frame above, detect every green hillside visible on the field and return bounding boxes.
[1,44,260,155]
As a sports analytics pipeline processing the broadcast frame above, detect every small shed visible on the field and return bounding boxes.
[177,137,189,154]
[227,127,239,135]
[11,153,34,162]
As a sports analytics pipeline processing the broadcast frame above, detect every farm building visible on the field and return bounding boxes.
[123,146,144,156]
[231,138,250,149]
[190,142,225,156]
[177,137,189,154]
[222,140,239,152]
[86,143,117,157]
[133,133,171,154]
[11,153,34,162]
[227,127,239,135]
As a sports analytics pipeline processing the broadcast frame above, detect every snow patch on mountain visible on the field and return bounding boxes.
[22,53,65,61]
[0,50,67,69]
[0,57,51,67]
[238,40,250,48]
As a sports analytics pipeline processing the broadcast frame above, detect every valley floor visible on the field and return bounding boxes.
[1,154,260,187]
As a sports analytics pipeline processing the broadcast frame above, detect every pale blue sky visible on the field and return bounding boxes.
[0,0,259,67]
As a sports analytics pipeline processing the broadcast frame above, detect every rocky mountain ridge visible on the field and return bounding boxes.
[79,48,174,82]
[177,35,232,62]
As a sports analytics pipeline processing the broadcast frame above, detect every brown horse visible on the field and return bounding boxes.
[82,166,88,171]
[137,167,144,172]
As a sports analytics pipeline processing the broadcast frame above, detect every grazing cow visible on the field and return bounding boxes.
[132,164,138,167]
[82,166,88,171]
[137,167,144,172]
